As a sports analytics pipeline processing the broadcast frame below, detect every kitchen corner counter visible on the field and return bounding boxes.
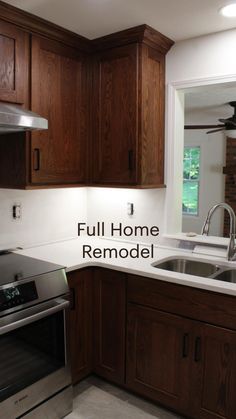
[15,237,236,297]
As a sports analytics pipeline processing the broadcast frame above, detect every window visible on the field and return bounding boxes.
[182,146,200,215]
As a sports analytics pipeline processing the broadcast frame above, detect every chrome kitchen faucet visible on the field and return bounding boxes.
[201,203,236,261]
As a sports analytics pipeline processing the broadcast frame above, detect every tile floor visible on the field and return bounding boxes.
[65,376,184,419]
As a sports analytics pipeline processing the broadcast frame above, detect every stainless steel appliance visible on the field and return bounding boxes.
[0,253,72,419]
[0,103,48,134]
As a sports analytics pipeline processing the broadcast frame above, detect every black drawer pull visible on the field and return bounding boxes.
[33,148,40,171]
[182,333,189,358]
[194,337,201,362]
[128,150,134,171]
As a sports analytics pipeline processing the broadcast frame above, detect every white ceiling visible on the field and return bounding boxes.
[185,82,236,124]
[185,83,236,110]
[4,0,236,41]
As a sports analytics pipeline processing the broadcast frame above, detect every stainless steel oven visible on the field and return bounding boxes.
[0,253,72,419]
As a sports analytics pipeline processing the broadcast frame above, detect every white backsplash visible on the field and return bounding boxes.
[0,188,87,249]
[86,187,166,244]
[0,186,166,249]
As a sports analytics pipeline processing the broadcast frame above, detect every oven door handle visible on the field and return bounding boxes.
[0,298,69,335]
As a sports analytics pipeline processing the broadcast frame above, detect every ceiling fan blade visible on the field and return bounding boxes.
[206,128,225,134]
[218,118,236,127]
[184,125,224,130]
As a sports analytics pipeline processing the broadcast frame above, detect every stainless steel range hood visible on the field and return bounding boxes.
[0,103,48,134]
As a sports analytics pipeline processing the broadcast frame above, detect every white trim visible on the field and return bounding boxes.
[170,74,236,89]
[164,73,236,235]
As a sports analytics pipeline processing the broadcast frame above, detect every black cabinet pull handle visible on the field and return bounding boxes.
[70,288,76,310]
[194,337,201,362]
[128,150,134,171]
[182,333,189,358]
[33,148,40,171]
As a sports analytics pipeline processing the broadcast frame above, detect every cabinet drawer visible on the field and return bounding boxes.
[127,274,236,330]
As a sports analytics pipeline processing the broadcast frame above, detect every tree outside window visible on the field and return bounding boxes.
[182,146,200,215]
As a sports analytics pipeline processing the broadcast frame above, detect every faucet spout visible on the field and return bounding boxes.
[201,203,236,261]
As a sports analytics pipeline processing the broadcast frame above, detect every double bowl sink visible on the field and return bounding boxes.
[152,257,236,283]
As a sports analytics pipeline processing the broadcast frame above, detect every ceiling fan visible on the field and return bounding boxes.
[184,101,236,134]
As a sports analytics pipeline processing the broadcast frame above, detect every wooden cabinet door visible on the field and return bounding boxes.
[192,324,236,419]
[92,44,138,184]
[139,44,165,186]
[93,268,126,384]
[31,36,88,184]
[67,269,92,384]
[126,304,193,413]
[0,20,28,105]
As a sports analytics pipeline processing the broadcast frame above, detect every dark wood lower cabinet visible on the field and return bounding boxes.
[192,324,236,419]
[127,301,236,419]
[126,304,193,414]
[67,267,126,385]
[67,269,93,384]
[93,268,126,385]
[67,268,236,419]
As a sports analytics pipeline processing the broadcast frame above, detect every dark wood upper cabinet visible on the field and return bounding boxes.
[30,36,88,185]
[0,19,29,189]
[139,45,165,185]
[92,44,138,184]
[0,19,29,105]
[0,6,174,189]
[92,26,173,187]
[93,268,126,385]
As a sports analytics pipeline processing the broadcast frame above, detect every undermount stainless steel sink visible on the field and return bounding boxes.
[153,256,236,283]
[213,270,236,283]
[153,258,220,278]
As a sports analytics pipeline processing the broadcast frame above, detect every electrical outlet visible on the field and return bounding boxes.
[127,202,134,216]
[12,203,22,221]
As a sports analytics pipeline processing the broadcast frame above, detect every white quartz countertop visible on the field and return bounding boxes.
[14,237,236,297]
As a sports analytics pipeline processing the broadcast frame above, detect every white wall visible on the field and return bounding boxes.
[0,188,87,249]
[165,28,236,236]
[166,29,236,83]
[86,187,165,244]
[182,130,225,235]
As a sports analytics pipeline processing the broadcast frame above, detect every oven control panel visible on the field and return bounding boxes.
[0,281,38,312]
